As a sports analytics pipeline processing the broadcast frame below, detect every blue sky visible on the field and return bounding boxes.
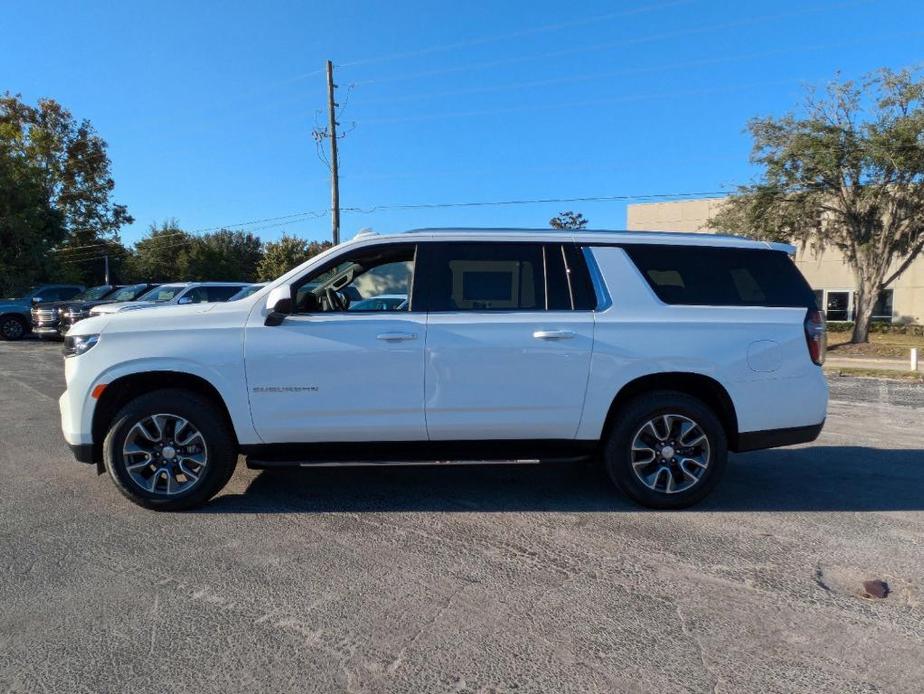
[3,0,922,245]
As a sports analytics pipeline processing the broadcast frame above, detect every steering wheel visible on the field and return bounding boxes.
[325,287,345,311]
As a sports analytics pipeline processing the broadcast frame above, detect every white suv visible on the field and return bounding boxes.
[89,282,250,315]
[59,229,828,511]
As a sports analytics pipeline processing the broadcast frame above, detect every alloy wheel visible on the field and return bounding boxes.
[630,414,711,494]
[122,413,209,495]
[1,317,25,340]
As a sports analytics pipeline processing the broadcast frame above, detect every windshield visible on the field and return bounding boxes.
[4,286,39,300]
[228,284,264,301]
[108,284,153,302]
[75,285,113,301]
[137,285,185,303]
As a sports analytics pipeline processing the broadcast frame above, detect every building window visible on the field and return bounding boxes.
[812,289,824,311]
[871,289,894,322]
[825,291,851,321]
[817,288,893,323]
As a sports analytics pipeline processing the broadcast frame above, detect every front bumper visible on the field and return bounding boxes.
[33,325,63,337]
[59,390,93,446]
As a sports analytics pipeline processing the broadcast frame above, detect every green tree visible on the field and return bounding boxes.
[126,220,193,283]
[0,93,133,284]
[0,149,65,294]
[257,235,332,281]
[707,69,924,343]
[549,211,589,229]
[185,229,263,281]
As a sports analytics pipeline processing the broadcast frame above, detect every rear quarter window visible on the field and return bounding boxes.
[623,244,815,308]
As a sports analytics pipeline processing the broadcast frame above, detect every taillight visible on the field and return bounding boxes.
[804,309,826,365]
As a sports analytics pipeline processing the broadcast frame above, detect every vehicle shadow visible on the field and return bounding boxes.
[201,446,924,514]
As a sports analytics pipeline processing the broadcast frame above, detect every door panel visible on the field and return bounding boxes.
[245,313,427,443]
[424,311,594,440]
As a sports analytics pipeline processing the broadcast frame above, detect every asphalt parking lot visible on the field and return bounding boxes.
[1,340,922,693]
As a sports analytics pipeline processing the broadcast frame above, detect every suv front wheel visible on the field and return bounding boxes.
[604,390,727,509]
[0,314,28,341]
[103,389,237,510]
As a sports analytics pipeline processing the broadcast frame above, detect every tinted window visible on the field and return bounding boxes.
[36,288,65,301]
[564,245,596,310]
[207,285,247,302]
[57,286,83,301]
[623,245,815,308]
[544,245,572,311]
[423,243,545,312]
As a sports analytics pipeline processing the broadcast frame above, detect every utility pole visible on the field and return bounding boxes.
[326,60,341,245]
[104,255,110,284]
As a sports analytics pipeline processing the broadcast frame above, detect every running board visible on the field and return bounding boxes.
[240,439,598,469]
[245,456,592,470]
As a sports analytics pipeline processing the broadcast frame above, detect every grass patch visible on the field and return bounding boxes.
[827,331,924,359]
[825,366,923,382]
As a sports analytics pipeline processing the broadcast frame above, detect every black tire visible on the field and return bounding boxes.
[603,390,727,510]
[0,314,28,341]
[103,389,237,511]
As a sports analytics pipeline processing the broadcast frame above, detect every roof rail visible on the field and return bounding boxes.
[353,228,379,240]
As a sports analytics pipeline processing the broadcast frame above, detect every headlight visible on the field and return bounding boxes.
[63,334,100,358]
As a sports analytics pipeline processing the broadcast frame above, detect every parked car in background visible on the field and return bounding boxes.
[89,282,250,316]
[60,229,828,511]
[227,283,267,301]
[348,294,407,311]
[0,284,84,341]
[31,285,118,340]
[59,283,161,336]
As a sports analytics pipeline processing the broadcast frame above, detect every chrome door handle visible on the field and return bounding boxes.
[533,330,576,340]
[377,332,418,341]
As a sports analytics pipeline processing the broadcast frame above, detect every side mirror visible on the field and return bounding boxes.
[264,285,293,326]
[32,297,43,304]
[177,296,193,305]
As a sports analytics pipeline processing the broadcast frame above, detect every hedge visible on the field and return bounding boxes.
[826,321,924,336]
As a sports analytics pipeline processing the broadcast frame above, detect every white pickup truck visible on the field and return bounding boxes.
[59,229,828,510]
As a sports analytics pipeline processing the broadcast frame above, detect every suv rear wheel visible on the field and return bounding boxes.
[604,390,727,509]
[0,315,28,341]
[103,389,237,510]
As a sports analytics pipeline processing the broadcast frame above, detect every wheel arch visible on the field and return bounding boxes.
[0,311,29,332]
[92,371,239,458]
[601,372,740,450]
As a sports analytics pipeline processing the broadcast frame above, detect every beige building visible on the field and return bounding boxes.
[626,198,924,325]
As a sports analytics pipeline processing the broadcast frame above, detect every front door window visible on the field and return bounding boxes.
[294,244,416,314]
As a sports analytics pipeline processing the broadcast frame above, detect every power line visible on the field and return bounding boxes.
[357,78,803,125]
[356,31,922,107]
[341,190,729,214]
[50,210,330,255]
[350,0,875,87]
[57,214,332,261]
[55,190,729,262]
[337,0,694,69]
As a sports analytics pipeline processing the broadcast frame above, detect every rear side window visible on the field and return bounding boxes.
[420,242,600,312]
[423,243,544,312]
[544,245,572,311]
[623,244,815,308]
[563,245,596,310]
